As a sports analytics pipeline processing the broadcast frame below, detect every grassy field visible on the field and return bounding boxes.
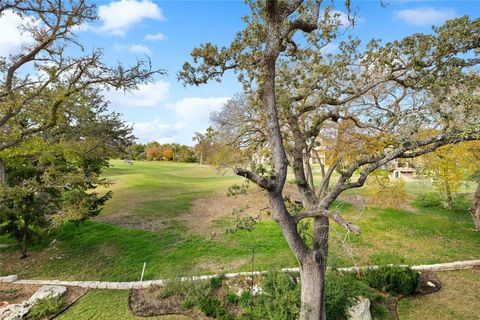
[1,160,479,282]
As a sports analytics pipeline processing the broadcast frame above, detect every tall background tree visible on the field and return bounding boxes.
[179,1,480,319]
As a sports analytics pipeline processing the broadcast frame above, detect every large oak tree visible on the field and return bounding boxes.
[179,1,480,319]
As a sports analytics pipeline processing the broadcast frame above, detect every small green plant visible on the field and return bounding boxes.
[27,295,66,319]
[363,266,419,295]
[239,290,251,307]
[158,279,186,298]
[198,296,231,319]
[226,292,239,304]
[210,275,224,289]
[181,297,195,310]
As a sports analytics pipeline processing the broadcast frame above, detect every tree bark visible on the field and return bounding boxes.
[445,182,454,210]
[300,254,327,320]
[471,180,480,231]
[0,158,5,184]
[21,219,28,259]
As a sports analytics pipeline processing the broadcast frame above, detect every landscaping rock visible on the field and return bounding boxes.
[0,275,17,283]
[27,285,67,304]
[348,297,372,320]
[0,285,67,320]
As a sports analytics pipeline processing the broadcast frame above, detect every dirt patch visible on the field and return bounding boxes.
[185,190,269,234]
[129,288,205,319]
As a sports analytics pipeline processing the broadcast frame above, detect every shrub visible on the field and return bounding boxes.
[181,297,195,310]
[210,275,224,289]
[226,292,239,304]
[197,295,232,319]
[27,295,66,319]
[416,192,443,208]
[244,272,300,320]
[325,273,371,320]
[363,266,419,295]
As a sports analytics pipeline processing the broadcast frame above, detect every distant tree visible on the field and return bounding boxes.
[192,127,217,165]
[162,147,174,161]
[125,143,146,160]
[145,145,163,160]
[179,1,480,317]
[0,0,162,183]
[418,141,480,226]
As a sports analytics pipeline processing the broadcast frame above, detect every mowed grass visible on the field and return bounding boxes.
[1,160,479,282]
[57,290,188,320]
[99,160,241,218]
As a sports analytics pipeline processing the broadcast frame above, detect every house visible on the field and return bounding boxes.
[387,158,416,180]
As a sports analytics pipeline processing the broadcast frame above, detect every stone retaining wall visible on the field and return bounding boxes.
[1,259,479,290]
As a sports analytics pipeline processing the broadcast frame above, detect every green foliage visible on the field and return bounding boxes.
[416,192,470,212]
[363,266,419,295]
[210,275,224,289]
[416,192,443,208]
[197,296,222,317]
[370,303,390,320]
[245,272,300,320]
[239,290,251,307]
[226,292,239,304]
[325,273,372,320]
[226,206,260,234]
[227,184,249,197]
[27,295,66,319]
[181,297,195,310]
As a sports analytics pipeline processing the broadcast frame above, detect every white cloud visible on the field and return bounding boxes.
[105,81,170,108]
[132,96,230,145]
[166,97,230,123]
[395,7,457,26]
[128,44,152,55]
[145,33,167,41]
[0,10,38,56]
[114,43,153,55]
[98,0,163,36]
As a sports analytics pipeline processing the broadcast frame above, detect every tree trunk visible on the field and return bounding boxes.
[445,183,453,209]
[200,151,203,166]
[0,158,5,184]
[471,180,480,231]
[21,220,28,259]
[300,254,327,320]
[299,216,329,320]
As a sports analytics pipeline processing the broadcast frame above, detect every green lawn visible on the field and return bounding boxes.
[1,160,479,282]
[57,290,188,320]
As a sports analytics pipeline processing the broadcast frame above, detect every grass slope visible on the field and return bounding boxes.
[1,160,479,282]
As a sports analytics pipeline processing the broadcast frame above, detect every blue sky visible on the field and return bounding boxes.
[1,0,479,145]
